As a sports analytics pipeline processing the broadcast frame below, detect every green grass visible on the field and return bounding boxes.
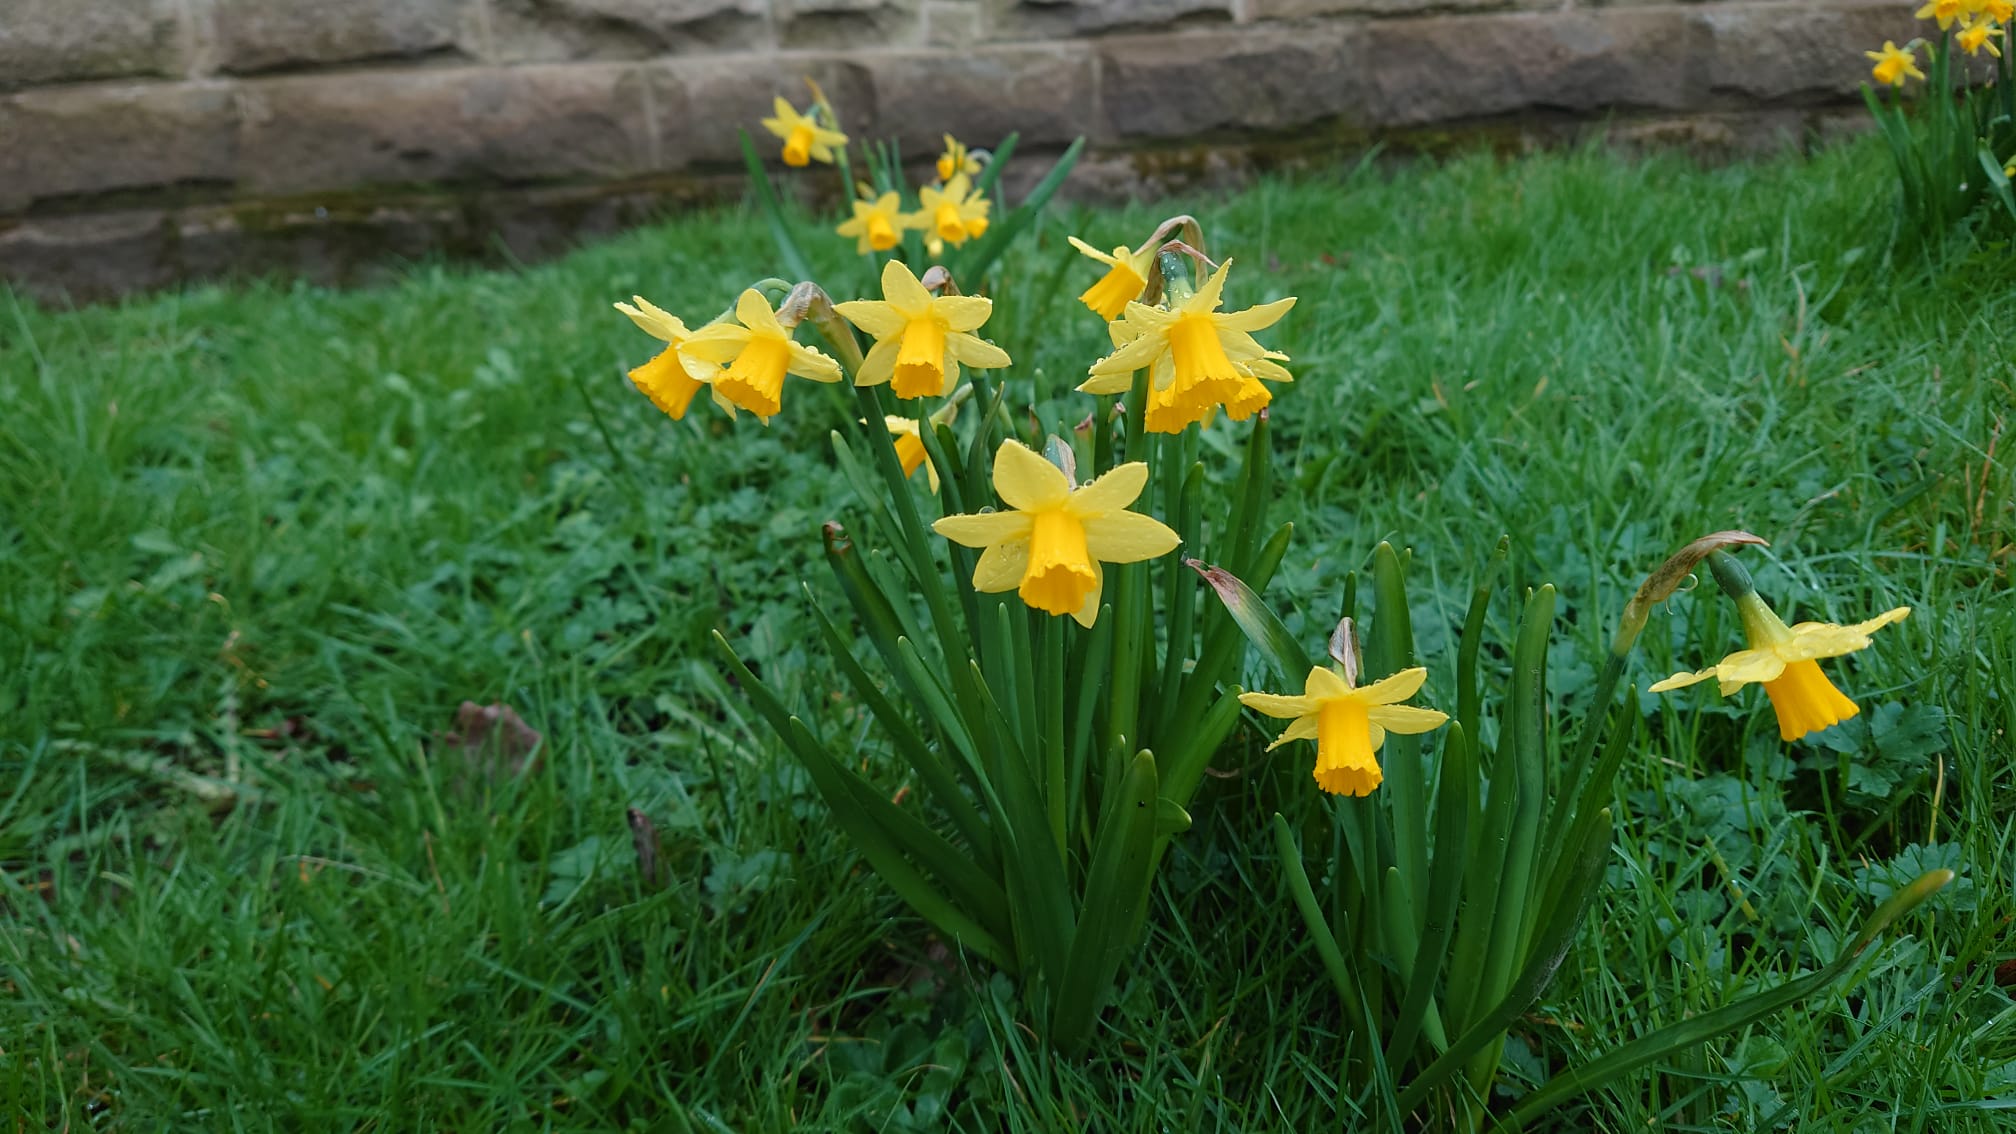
[3,135,2012,1129]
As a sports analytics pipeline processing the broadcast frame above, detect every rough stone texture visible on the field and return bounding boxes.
[207,0,472,75]
[774,0,923,48]
[0,82,238,213]
[985,0,1233,41]
[1246,0,1509,16]
[1100,26,1363,139]
[236,64,651,195]
[655,55,876,167]
[922,0,986,44]
[487,0,769,61]
[870,44,1094,151]
[1698,0,1918,102]
[0,0,181,90]
[1359,9,1705,127]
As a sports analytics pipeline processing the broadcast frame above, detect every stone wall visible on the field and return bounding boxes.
[1,0,1914,300]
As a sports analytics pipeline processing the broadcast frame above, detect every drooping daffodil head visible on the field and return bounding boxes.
[1649,595,1910,742]
[936,134,982,183]
[1238,666,1449,797]
[911,173,990,247]
[883,396,962,494]
[1866,40,1926,86]
[836,191,907,254]
[1958,17,2004,55]
[931,440,1180,627]
[614,294,730,421]
[677,289,843,423]
[760,95,848,167]
[835,259,1011,400]
[1066,236,1159,321]
[1080,259,1296,427]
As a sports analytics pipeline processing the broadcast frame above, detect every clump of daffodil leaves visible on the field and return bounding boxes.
[598,82,1956,1125]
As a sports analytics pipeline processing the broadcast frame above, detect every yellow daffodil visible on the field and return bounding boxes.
[2004,155,2016,179]
[884,397,963,493]
[1916,0,1965,27]
[1867,40,1926,86]
[932,441,1180,626]
[679,289,842,422]
[936,135,982,183]
[911,174,990,248]
[836,191,906,254]
[1958,16,2004,55]
[614,295,727,420]
[1238,666,1449,797]
[1080,260,1295,421]
[1067,236,1159,320]
[1650,597,1910,742]
[760,96,847,167]
[1987,0,2014,23]
[835,260,1011,399]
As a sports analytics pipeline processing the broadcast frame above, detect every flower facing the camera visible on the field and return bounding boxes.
[1080,260,1295,422]
[1067,237,1159,320]
[932,441,1180,626]
[614,295,727,420]
[1239,666,1449,797]
[837,191,907,254]
[912,174,990,247]
[1867,40,1926,86]
[937,135,982,183]
[679,289,842,422]
[761,96,847,166]
[1650,594,1910,742]
[1915,0,1965,28]
[836,260,1011,399]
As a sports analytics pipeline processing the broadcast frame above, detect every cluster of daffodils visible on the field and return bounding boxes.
[1867,0,2013,86]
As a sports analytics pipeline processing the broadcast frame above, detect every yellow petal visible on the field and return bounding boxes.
[679,324,752,364]
[948,333,1011,371]
[1066,235,1122,269]
[933,510,1032,548]
[835,298,906,340]
[1187,259,1233,314]
[1088,329,1167,377]
[855,336,900,387]
[1068,560,1105,628]
[1367,704,1448,735]
[1217,295,1297,334]
[1077,372,1136,396]
[1303,665,1351,701]
[734,290,783,337]
[972,538,1032,591]
[1263,714,1321,751]
[1239,691,1317,720]
[880,258,934,314]
[1358,666,1428,705]
[1067,461,1149,515]
[1081,510,1179,564]
[1648,667,1719,694]
[616,296,686,342]
[785,341,843,383]
[1845,606,1910,637]
[1716,647,1788,687]
[935,295,994,333]
[989,441,1072,512]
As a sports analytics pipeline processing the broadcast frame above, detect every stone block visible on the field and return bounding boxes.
[1248,0,1506,16]
[487,0,768,62]
[235,64,650,195]
[1697,0,1918,103]
[0,0,181,90]
[986,0,1234,41]
[0,82,238,213]
[207,0,471,74]
[1099,25,1364,139]
[922,0,986,45]
[774,0,923,48]
[0,211,175,302]
[653,56,876,169]
[868,44,1094,152]
[1358,9,1705,127]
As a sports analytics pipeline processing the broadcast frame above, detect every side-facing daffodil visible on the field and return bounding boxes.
[912,173,990,248]
[1081,259,1295,421]
[936,135,982,183]
[835,260,1010,399]
[678,289,842,422]
[1958,16,2004,55]
[932,441,1179,627]
[884,395,964,493]
[1239,666,1448,797]
[1987,0,2015,24]
[1067,236,1159,320]
[1915,0,1965,27]
[760,96,847,167]
[1650,554,1911,741]
[836,191,906,254]
[614,295,726,420]
[1867,40,1926,86]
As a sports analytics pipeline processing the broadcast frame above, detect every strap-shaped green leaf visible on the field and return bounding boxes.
[1049,750,1160,1054]
[1189,559,1312,685]
[1385,721,1473,1066]
[737,129,811,281]
[955,138,1085,282]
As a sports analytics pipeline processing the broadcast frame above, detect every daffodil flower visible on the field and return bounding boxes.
[1080,260,1295,421]
[932,441,1180,626]
[760,96,847,167]
[1238,666,1449,797]
[1916,0,1965,27]
[1867,40,1926,86]
[1987,0,2014,23]
[1650,596,1910,742]
[679,289,842,422]
[614,295,728,420]
[835,260,1010,399]
[911,173,990,248]
[836,191,907,254]
[1067,237,1159,320]
[1958,16,2004,55]
[884,396,963,493]
[936,134,982,183]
